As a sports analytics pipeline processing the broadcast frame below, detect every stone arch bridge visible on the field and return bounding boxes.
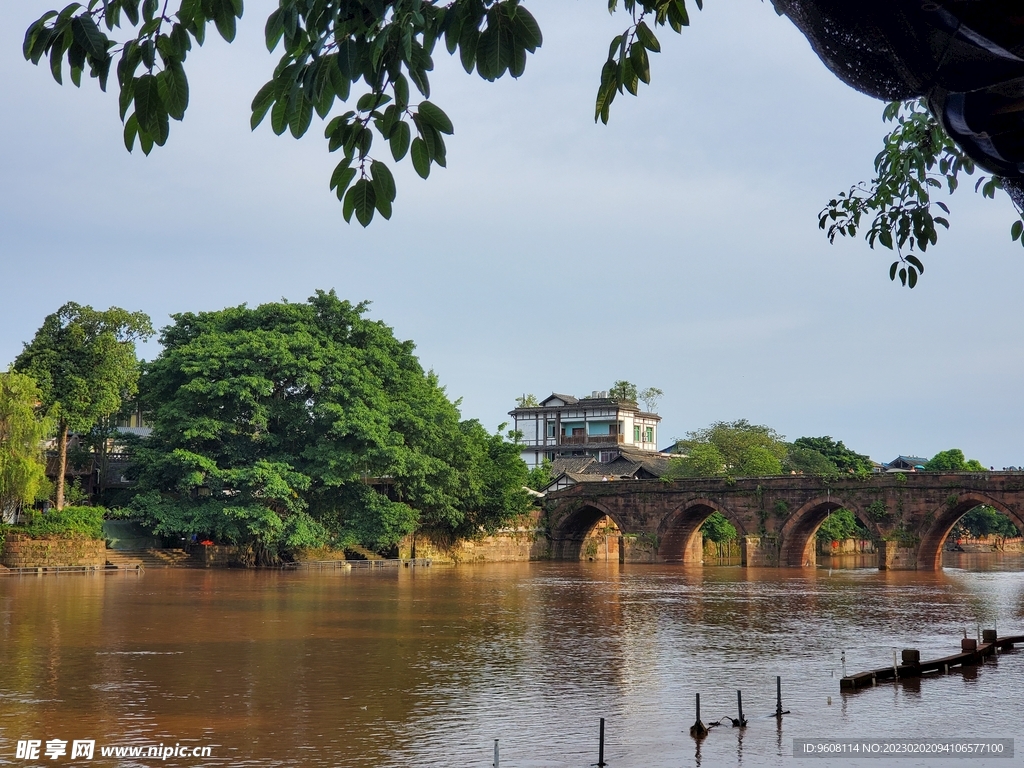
[544,473,1024,570]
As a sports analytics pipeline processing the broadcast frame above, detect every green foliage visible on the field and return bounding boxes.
[515,393,539,408]
[816,508,869,542]
[14,303,153,434]
[783,445,837,476]
[597,0,701,123]
[867,500,888,521]
[0,371,54,520]
[526,458,552,491]
[638,386,663,412]
[128,291,529,560]
[608,380,638,401]
[670,419,787,478]
[14,302,153,508]
[822,99,1024,288]
[951,506,1020,540]
[699,510,736,543]
[24,0,542,227]
[924,448,986,472]
[791,436,873,474]
[13,506,106,539]
[671,442,724,477]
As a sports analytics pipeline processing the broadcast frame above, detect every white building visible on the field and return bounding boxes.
[509,391,662,470]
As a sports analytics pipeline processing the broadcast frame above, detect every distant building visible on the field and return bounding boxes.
[509,391,662,469]
[541,448,672,492]
[883,456,929,472]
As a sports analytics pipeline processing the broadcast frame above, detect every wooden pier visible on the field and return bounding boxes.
[840,631,1022,689]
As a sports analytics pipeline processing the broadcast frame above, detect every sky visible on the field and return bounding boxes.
[2,0,1023,468]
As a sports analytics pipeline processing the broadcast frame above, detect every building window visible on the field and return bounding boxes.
[546,422,556,438]
[645,427,654,443]
[633,425,641,442]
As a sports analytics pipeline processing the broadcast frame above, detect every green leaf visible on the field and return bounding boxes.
[330,159,357,199]
[390,121,411,161]
[393,73,410,110]
[370,160,396,203]
[1012,220,1023,242]
[270,97,288,136]
[215,5,237,43]
[158,62,188,120]
[133,74,163,135]
[344,178,377,227]
[905,254,924,273]
[265,8,284,52]
[250,80,276,130]
[417,100,453,135]
[907,266,918,288]
[288,94,313,139]
[889,262,898,281]
[511,7,542,51]
[71,15,107,59]
[411,137,430,178]
[123,112,139,151]
[635,21,660,52]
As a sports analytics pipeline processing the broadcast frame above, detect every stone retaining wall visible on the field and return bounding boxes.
[2,533,106,568]
[399,512,549,564]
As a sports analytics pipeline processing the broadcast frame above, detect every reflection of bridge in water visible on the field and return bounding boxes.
[545,473,1024,570]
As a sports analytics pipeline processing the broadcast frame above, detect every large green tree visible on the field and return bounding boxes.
[0,371,54,522]
[21,0,1023,279]
[924,448,987,472]
[789,436,873,475]
[128,291,529,563]
[670,419,787,478]
[14,303,153,509]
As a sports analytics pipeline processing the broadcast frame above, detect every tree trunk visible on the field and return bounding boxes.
[56,420,68,510]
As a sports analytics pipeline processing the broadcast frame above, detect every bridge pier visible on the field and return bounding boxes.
[879,540,918,570]
[742,535,780,567]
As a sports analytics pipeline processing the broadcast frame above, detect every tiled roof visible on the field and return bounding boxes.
[550,457,597,475]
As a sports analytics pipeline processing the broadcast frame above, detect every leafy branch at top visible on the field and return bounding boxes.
[597,0,699,124]
[23,0,542,227]
[820,99,1024,288]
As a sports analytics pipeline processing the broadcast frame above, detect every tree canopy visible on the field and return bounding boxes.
[0,371,54,522]
[13,302,153,509]
[21,0,1024,283]
[127,290,530,563]
[789,436,873,475]
[669,419,788,478]
[924,448,987,473]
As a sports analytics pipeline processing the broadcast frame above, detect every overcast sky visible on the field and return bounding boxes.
[3,0,1023,467]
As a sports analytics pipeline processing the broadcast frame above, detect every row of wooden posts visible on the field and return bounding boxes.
[489,677,789,768]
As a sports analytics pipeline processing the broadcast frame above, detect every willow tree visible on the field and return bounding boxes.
[14,303,153,509]
[0,371,54,523]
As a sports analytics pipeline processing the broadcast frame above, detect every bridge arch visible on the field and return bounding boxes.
[657,498,747,564]
[549,500,628,561]
[779,497,879,568]
[918,492,1024,570]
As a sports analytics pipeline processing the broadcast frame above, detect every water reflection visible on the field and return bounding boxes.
[0,558,1021,767]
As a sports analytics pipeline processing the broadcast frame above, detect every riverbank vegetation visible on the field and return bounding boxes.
[125,291,530,564]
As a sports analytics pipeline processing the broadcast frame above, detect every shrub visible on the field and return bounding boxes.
[16,506,106,540]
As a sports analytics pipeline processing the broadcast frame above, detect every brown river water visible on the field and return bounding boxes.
[1,554,1023,767]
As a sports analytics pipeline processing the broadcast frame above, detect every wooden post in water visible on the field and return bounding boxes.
[690,693,709,738]
[597,717,607,767]
[493,739,498,768]
[734,690,747,727]
[774,676,790,717]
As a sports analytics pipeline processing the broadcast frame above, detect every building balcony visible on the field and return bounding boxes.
[559,434,625,445]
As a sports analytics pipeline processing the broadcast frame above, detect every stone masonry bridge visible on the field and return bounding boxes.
[544,473,1024,570]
